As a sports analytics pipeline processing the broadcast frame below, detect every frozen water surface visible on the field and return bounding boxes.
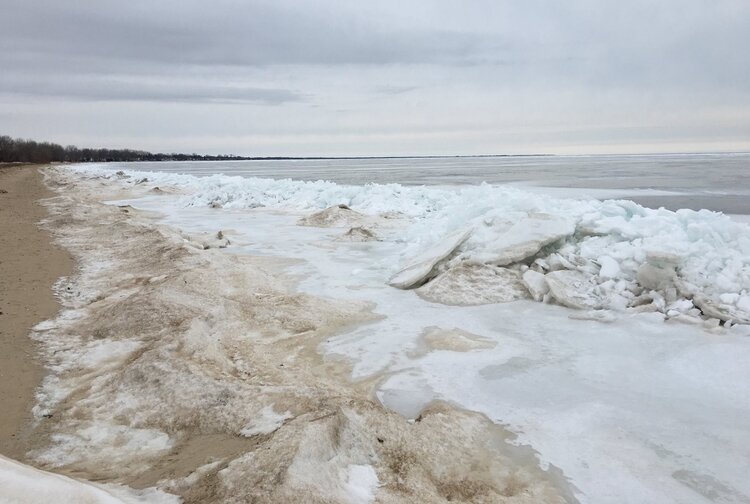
[101,152,750,213]
[79,159,750,504]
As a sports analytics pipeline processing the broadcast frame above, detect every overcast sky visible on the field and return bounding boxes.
[2,0,749,156]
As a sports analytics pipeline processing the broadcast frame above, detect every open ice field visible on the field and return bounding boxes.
[35,156,750,503]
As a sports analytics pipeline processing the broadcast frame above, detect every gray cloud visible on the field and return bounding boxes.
[1,0,749,155]
[0,73,301,105]
[1,0,499,68]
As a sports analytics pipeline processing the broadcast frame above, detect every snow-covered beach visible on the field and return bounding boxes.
[9,158,749,504]
[9,166,574,503]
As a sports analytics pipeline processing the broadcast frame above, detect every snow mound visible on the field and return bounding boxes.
[298,204,367,227]
[218,402,570,503]
[337,226,380,242]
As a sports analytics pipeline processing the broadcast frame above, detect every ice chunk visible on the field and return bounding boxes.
[719,293,740,305]
[545,270,603,310]
[533,257,550,271]
[389,229,471,289]
[636,262,676,291]
[522,270,549,301]
[181,230,231,250]
[598,256,621,279]
[628,303,659,314]
[469,213,575,266]
[416,263,529,305]
[738,296,750,313]
[666,299,695,314]
[693,295,750,324]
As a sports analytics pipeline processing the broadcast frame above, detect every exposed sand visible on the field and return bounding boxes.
[0,165,73,461]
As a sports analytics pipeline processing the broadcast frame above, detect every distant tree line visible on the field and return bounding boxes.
[0,135,255,164]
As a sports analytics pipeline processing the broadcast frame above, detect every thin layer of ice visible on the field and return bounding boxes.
[388,228,471,289]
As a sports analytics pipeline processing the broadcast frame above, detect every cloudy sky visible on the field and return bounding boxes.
[2,0,749,156]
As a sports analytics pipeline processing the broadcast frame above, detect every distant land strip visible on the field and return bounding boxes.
[0,134,556,164]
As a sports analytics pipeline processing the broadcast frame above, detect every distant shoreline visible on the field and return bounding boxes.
[31,151,750,163]
[4,134,750,164]
[95,153,557,162]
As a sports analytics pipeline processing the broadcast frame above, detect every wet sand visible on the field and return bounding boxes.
[0,165,73,461]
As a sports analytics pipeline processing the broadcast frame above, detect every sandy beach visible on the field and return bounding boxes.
[0,165,73,461]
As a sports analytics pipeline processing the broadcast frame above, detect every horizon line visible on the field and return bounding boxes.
[120,150,750,161]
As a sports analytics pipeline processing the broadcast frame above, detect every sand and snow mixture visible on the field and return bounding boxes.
[4,168,573,503]
[6,164,750,504]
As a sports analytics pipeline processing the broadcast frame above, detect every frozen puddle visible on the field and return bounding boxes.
[97,167,750,504]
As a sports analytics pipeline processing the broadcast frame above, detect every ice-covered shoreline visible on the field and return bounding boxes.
[42,164,750,504]
[17,167,573,503]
